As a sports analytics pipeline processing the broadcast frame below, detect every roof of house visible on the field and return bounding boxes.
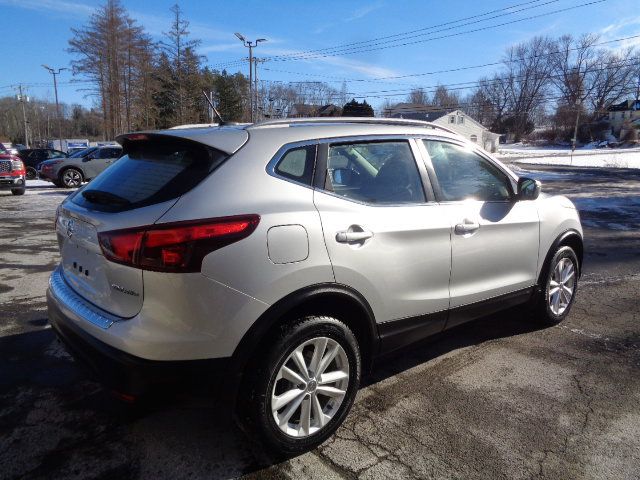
[290,104,319,116]
[608,99,640,112]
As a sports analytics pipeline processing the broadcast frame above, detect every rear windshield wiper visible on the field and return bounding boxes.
[82,189,131,206]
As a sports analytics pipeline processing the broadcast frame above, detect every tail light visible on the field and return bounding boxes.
[98,215,260,273]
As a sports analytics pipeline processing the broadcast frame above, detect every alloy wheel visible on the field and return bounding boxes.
[62,169,82,188]
[271,337,350,438]
[548,257,576,316]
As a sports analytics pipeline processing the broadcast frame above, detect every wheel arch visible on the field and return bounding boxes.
[231,283,379,377]
[538,229,583,285]
[58,165,85,182]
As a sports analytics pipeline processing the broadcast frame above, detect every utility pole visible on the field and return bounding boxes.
[17,85,29,148]
[42,65,67,149]
[234,33,267,122]
[254,58,268,121]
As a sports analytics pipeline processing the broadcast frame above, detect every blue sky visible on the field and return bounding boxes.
[0,0,638,111]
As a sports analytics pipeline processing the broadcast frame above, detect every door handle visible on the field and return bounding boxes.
[454,221,480,235]
[336,230,373,243]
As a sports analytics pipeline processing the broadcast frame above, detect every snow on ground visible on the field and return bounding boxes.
[496,145,640,169]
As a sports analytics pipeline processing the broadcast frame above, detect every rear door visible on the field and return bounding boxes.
[420,139,539,325]
[313,138,452,350]
[58,135,229,318]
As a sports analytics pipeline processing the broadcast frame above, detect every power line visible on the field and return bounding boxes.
[212,0,606,68]
[258,34,640,86]
[210,0,557,69]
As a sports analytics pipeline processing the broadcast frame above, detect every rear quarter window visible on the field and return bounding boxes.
[72,136,227,212]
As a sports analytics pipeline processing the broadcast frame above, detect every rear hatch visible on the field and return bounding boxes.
[56,131,245,318]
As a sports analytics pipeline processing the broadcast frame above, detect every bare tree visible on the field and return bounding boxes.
[501,36,555,139]
[161,4,202,125]
[407,88,429,105]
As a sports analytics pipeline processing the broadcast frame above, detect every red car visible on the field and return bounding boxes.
[0,153,26,195]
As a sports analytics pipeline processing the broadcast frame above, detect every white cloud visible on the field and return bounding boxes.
[599,15,640,50]
[345,1,385,22]
[0,0,94,16]
[259,46,400,79]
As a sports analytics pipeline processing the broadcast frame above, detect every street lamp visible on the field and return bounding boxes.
[234,33,267,122]
[42,65,68,149]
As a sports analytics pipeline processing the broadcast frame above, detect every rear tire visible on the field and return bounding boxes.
[239,316,361,454]
[26,167,37,180]
[60,168,83,188]
[11,188,25,195]
[534,246,579,325]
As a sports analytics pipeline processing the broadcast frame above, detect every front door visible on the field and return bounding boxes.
[313,138,452,352]
[421,139,539,327]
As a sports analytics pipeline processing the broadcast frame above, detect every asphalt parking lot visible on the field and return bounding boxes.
[1,166,639,480]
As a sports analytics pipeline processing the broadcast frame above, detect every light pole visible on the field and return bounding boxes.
[42,65,67,148]
[234,33,267,122]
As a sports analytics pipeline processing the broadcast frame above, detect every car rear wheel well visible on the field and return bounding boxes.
[233,285,378,378]
[59,166,84,178]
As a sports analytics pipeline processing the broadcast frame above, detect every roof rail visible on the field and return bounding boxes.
[248,117,458,135]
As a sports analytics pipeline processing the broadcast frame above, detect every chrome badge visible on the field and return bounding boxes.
[111,284,140,297]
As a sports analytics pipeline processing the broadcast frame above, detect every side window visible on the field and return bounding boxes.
[325,141,426,204]
[275,144,316,186]
[424,140,512,202]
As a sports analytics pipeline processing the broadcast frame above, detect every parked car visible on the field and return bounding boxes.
[47,118,583,453]
[0,142,19,155]
[18,148,67,180]
[38,145,122,188]
[0,153,26,195]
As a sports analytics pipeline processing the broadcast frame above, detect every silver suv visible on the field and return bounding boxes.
[47,118,583,453]
[38,145,122,188]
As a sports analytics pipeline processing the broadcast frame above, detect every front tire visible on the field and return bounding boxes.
[241,316,361,454]
[535,246,579,325]
[60,168,83,188]
[11,188,26,195]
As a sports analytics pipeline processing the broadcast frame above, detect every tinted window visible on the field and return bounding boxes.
[69,147,96,158]
[72,137,227,212]
[275,145,315,185]
[424,140,512,201]
[325,141,425,204]
[100,147,121,159]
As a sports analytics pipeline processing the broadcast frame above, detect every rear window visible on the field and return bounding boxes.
[72,136,227,212]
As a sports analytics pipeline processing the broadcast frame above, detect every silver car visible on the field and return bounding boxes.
[38,145,122,188]
[47,118,582,453]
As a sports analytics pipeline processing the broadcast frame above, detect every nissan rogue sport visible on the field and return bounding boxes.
[47,118,583,453]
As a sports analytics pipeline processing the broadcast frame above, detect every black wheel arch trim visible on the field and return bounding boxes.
[539,229,583,285]
[230,282,378,376]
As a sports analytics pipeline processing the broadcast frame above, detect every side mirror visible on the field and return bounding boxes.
[517,177,541,200]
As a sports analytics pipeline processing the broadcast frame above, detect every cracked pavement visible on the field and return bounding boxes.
[1,165,639,480]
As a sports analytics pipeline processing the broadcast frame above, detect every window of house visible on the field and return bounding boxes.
[449,116,455,124]
[275,145,316,185]
[423,140,512,202]
[458,116,464,124]
[324,141,426,204]
[470,134,478,143]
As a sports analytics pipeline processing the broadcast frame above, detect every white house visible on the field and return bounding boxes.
[385,103,501,152]
[607,99,640,139]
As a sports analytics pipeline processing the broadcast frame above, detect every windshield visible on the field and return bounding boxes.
[69,147,96,158]
[72,136,228,212]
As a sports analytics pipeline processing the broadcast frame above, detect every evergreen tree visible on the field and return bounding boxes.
[341,99,374,117]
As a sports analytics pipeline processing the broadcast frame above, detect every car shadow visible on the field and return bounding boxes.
[0,309,545,478]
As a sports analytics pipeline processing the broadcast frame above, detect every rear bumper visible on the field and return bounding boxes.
[47,273,233,396]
